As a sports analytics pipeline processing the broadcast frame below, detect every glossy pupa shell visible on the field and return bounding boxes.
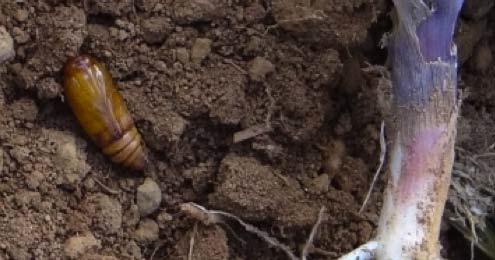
[63,55,146,170]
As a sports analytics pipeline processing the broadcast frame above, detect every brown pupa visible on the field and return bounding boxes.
[63,55,146,170]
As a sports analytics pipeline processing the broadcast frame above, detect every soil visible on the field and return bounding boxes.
[0,0,493,259]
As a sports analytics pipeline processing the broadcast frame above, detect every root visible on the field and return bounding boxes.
[93,177,120,195]
[276,10,327,25]
[301,207,326,260]
[188,223,198,260]
[223,59,247,75]
[180,202,327,260]
[359,121,386,214]
[465,206,478,260]
[449,145,495,258]
[149,242,164,260]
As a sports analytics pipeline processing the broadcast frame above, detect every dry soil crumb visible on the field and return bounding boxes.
[81,193,122,235]
[64,233,101,259]
[209,154,321,226]
[272,0,387,46]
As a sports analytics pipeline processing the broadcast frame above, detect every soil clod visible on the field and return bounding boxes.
[64,233,101,259]
[133,219,160,244]
[137,178,162,217]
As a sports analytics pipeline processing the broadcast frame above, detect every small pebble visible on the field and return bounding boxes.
[0,26,15,64]
[191,38,212,64]
[176,47,190,64]
[136,178,162,216]
[14,9,29,22]
[248,56,275,81]
[133,219,159,243]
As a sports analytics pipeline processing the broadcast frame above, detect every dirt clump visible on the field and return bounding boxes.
[85,0,133,17]
[210,154,321,226]
[80,193,122,235]
[48,129,91,190]
[64,233,101,259]
[191,38,212,64]
[172,0,228,25]
[272,0,387,46]
[173,63,248,125]
[141,16,173,45]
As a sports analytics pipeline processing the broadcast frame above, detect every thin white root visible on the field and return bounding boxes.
[464,205,478,260]
[338,241,380,260]
[359,121,386,214]
[180,203,327,260]
[180,202,299,260]
[93,177,120,195]
[188,223,198,260]
[301,207,326,260]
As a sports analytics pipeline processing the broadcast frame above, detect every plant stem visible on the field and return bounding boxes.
[376,0,463,259]
[339,1,463,259]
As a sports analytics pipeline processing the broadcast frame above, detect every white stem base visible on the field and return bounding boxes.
[338,241,380,260]
[375,125,455,260]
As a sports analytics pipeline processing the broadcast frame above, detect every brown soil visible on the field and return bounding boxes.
[0,0,493,259]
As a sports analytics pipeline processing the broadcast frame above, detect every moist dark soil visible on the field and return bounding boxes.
[0,0,493,259]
